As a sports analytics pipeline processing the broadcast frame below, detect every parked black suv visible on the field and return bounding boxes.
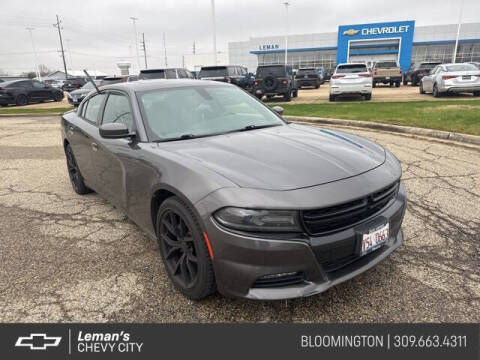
[253,65,298,101]
[295,68,321,89]
[138,68,194,80]
[62,77,87,92]
[0,79,64,106]
[198,65,254,91]
[403,61,442,86]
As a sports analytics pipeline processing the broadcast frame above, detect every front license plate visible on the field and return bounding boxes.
[361,223,389,256]
[462,75,471,80]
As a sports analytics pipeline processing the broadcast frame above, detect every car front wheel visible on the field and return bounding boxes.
[157,197,216,300]
[15,94,28,106]
[433,84,441,97]
[65,144,92,195]
[419,82,426,94]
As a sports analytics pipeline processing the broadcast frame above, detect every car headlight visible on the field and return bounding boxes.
[214,207,301,232]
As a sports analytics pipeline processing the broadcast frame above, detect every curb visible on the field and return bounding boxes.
[285,115,480,146]
[0,113,63,118]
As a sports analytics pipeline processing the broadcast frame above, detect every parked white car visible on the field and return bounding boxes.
[329,63,373,101]
[420,63,480,97]
[51,80,66,89]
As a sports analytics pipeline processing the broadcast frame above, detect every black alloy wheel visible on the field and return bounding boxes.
[65,144,91,195]
[157,197,216,299]
[54,92,63,102]
[15,94,28,106]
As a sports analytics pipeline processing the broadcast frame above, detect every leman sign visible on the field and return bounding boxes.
[258,44,280,51]
[361,25,410,36]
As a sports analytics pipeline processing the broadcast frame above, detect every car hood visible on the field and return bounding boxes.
[162,124,386,190]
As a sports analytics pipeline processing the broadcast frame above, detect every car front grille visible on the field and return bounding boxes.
[301,181,399,235]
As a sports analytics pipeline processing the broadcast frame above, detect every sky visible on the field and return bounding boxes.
[0,0,478,75]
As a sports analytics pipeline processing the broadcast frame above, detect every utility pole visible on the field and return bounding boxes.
[211,0,217,65]
[193,41,196,55]
[163,32,168,68]
[130,17,141,71]
[26,27,40,81]
[453,0,465,63]
[141,33,148,69]
[283,1,290,66]
[53,15,68,80]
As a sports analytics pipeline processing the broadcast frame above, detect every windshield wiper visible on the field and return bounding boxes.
[154,134,202,142]
[239,124,282,132]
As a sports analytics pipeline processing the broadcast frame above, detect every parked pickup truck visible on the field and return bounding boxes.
[372,61,402,87]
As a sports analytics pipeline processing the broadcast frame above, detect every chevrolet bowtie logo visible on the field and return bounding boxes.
[15,333,62,350]
[343,29,359,36]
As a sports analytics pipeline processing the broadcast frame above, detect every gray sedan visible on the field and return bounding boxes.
[420,63,480,97]
[61,79,406,300]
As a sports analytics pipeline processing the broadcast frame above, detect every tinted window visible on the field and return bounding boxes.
[84,94,105,123]
[336,64,368,73]
[375,62,397,68]
[102,93,134,131]
[32,81,45,88]
[198,67,228,78]
[177,69,188,78]
[297,69,316,76]
[256,66,286,78]
[419,63,440,69]
[139,70,165,80]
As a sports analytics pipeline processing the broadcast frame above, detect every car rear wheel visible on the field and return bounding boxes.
[283,90,292,101]
[433,84,441,98]
[473,91,480,97]
[157,197,216,300]
[412,77,418,86]
[364,94,372,100]
[395,82,400,87]
[419,82,426,94]
[255,94,263,100]
[53,92,63,102]
[293,89,298,97]
[329,94,336,102]
[372,82,376,88]
[65,144,92,195]
[15,94,28,106]
[403,77,408,86]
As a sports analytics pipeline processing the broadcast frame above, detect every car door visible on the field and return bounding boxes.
[423,66,438,92]
[90,90,136,209]
[31,80,51,100]
[68,93,106,187]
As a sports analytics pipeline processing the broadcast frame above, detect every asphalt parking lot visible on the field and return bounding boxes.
[0,116,479,323]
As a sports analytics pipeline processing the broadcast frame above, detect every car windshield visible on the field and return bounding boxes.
[445,64,478,72]
[336,64,368,73]
[375,62,397,68]
[138,85,284,141]
[81,82,96,90]
[198,67,229,78]
[296,69,316,76]
[256,66,286,78]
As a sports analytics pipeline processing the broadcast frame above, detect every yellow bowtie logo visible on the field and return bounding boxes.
[343,29,359,36]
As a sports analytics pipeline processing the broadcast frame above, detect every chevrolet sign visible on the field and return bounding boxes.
[361,25,410,35]
[343,29,359,36]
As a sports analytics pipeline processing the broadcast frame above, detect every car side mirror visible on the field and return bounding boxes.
[272,106,284,116]
[99,123,132,139]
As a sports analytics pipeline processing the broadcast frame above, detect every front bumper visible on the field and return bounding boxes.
[67,96,85,106]
[202,181,406,299]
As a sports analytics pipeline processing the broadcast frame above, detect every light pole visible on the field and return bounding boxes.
[130,17,141,71]
[26,27,41,80]
[453,0,465,63]
[211,0,217,65]
[283,1,290,66]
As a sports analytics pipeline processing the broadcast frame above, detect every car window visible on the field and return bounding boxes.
[177,69,187,78]
[165,69,177,79]
[102,93,134,131]
[336,64,368,73]
[198,67,228,78]
[185,70,194,79]
[139,70,165,80]
[375,62,397,68]
[32,81,45,89]
[445,64,477,72]
[256,66,286,78]
[83,94,106,123]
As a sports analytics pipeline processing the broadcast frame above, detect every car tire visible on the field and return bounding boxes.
[315,84,320,89]
[412,77,418,86]
[0,104,8,107]
[293,89,298,97]
[403,77,408,86]
[284,90,292,102]
[156,196,216,300]
[364,94,372,100]
[419,82,426,94]
[255,94,263,100]
[372,82,376,88]
[433,84,441,98]
[473,91,480,97]
[329,94,336,102]
[15,94,28,106]
[65,144,92,195]
[395,82,400,87]
[54,92,63,102]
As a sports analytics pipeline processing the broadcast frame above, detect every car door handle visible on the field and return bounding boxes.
[91,142,98,152]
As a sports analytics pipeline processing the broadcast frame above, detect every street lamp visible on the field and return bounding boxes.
[283,1,290,66]
[26,27,41,81]
[452,0,465,63]
[130,17,141,71]
[211,0,217,65]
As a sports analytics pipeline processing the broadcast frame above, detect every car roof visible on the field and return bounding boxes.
[337,63,367,66]
[0,79,30,86]
[100,79,227,92]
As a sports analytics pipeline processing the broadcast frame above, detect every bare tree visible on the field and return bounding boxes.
[38,64,52,77]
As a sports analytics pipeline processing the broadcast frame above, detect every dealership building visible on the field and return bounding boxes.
[228,20,480,72]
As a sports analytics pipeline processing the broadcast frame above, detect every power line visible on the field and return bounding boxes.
[53,15,69,79]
